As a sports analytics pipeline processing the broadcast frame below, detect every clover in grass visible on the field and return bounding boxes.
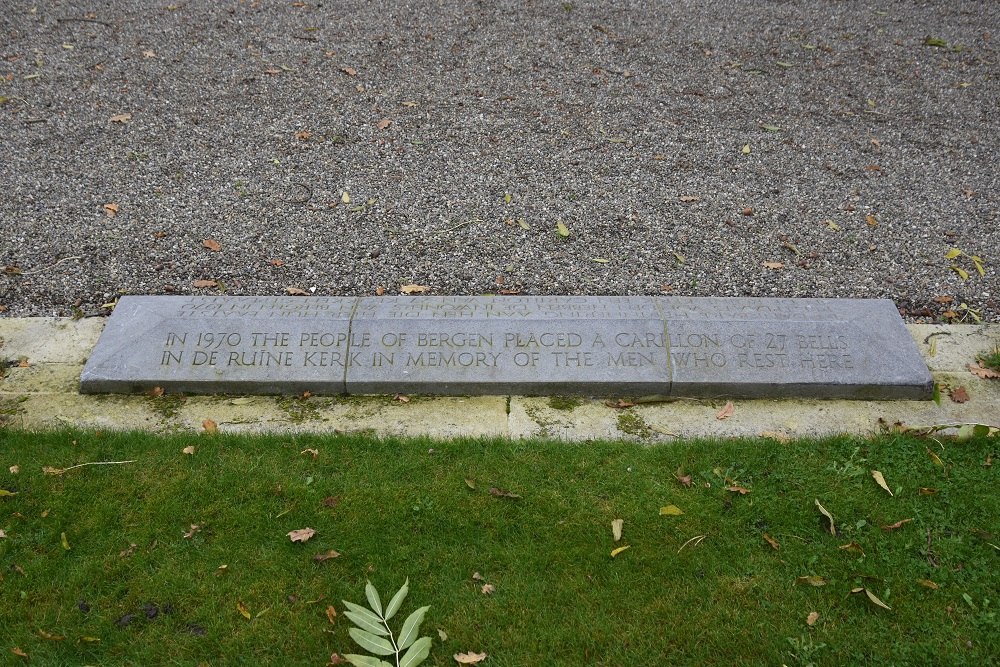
[342,578,432,667]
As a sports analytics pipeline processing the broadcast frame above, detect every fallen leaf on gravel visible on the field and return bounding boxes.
[716,401,734,420]
[400,284,430,294]
[605,399,636,409]
[402,100,419,107]
[741,143,750,154]
[763,533,780,550]
[313,550,341,563]
[610,545,630,558]
[269,259,285,266]
[375,286,385,295]
[796,575,827,587]
[202,239,221,252]
[742,207,754,216]
[762,261,784,270]
[192,279,218,288]
[866,214,878,227]
[852,587,891,610]
[612,519,623,542]
[103,203,119,217]
[202,419,217,433]
[454,652,487,664]
[678,195,701,202]
[881,518,912,532]
[294,130,311,140]
[109,113,131,123]
[340,65,357,76]
[182,446,195,455]
[288,527,316,543]
[968,362,1000,379]
[264,67,281,75]
[952,266,969,280]
[871,470,893,496]
[825,220,841,231]
[950,386,969,403]
[556,220,570,237]
[376,118,392,130]
[489,487,521,500]
[806,611,819,626]
[659,505,684,516]
[286,287,307,296]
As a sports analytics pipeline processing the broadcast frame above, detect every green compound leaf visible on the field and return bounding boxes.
[349,628,396,656]
[365,580,384,617]
[400,636,432,667]
[343,655,393,667]
[384,578,409,621]
[398,605,430,650]
[342,601,390,635]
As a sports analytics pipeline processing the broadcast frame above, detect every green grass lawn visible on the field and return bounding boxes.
[0,429,997,666]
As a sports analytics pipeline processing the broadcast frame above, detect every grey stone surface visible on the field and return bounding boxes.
[79,295,933,399]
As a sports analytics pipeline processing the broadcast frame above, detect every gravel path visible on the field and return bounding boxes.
[1,1,997,320]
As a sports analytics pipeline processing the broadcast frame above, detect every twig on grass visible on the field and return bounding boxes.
[43,460,136,475]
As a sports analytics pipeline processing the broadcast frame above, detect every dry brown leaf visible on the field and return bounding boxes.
[0,530,6,538]
[968,362,1000,379]
[815,498,836,535]
[394,393,410,403]
[375,286,385,296]
[183,524,201,539]
[918,487,938,495]
[287,527,316,543]
[119,543,137,558]
[237,600,251,620]
[103,202,119,217]
[300,448,319,460]
[678,195,702,203]
[202,239,221,252]
[612,518,623,542]
[182,445,195,455]
[933,295,953,304]
[325,605,337,624]
[313,550,341,563]
[376,118,392,130]
[716,401,735,420]
[760,430,791,443]
[215,564,229,575]
[950,386,970,403]
[454,653,487,665]
[400,284,430,294]
[796,575,827,587]
[871,470,893,496]
[109,113,131,123]
[674,468,693,487]
[264,67,281,75]
[762,261,785,270]
[881,518,912,532]
[742,206,754,216]
[192,279,218,288]
[340,65,357,76]
[806,611,819,626]
[852,587,891,610]
[11,647,28,658]
[726,484,751,495]
[8,465,19,474]
[286,286,308,296]
[202,419,217,433]
[605,399,636,409]
[295,130,312,141]
[763,533,780,550]
[148,386,165,397]
[480,583,495,595]
[17,358,29,368]
[866,214,878,226]
[269,259,285,267]
[471,572,484,581]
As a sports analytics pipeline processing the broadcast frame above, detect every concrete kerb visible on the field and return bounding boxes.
[1,317,998,440]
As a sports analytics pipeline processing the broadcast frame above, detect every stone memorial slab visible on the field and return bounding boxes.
[80,295,934,400]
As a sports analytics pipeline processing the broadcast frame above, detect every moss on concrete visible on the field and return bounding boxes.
[548,396,583,411]
[617,410,652,439]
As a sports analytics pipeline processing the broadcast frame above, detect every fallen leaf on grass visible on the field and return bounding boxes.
[919,487,938,495]
[612,519,623,542]
[917,579,940,590]
[325,605,337,624]
[313,550,341,563]
[464,478,476,490]
[926,448,944,468]
[815,499,836,535]
[11,647,28,658]
[726,485,751,495]
[0,489,17,497]
[610,545,630,558]
[300,448,319,460]
[9,465,19,474]
[394,393,410,403]
[182,446,195,455]
[183,524,201,538]
[192,279,218,288]
[716,401,735,420]
[871,470,893,496]
[202,419,217,433]
[61,532,71,550]
[881,518,912,532]
[215,564,228,576]
[472,572,484,581]
[839,542,865,556]
[763,533,780,550]
[674,468,693,487]
[119,543,137,558]
[454,652,487,664]
[796,575,827,587]
[36,629,64,641]
[103,202,119,217]
[401,284,430,294]
[481,583,495,595]
[659,505,684,516]
[237,601,251,620]
[288,527,316,543]
[202,238,221,252]
[852,587,891,610]
[760,430,791,443]
[488,487,521,500]
[0,530,6,538]
[950,386,970,403]
[806,611,819,626]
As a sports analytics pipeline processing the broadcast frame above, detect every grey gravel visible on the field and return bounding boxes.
[1,1,998,321]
